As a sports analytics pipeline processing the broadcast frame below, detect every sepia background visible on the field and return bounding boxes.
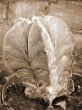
[0,0,82,109]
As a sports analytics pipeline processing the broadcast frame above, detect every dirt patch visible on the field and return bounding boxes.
[0,74,81,110]
[3,83,49,110]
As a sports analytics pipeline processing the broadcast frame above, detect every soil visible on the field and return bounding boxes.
[3,83,49,110]
[0,74,81,110]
